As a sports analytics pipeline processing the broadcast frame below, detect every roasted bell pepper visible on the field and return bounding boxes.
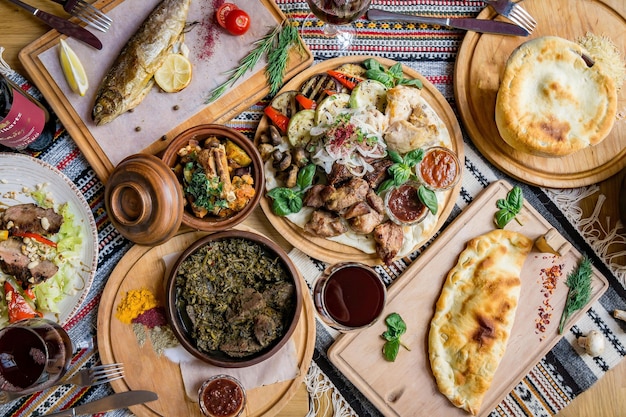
[295,94,316,110]
[264,106,290,134]
[12,231,57,248]
[327,70,363,90]
[4,281,42,323]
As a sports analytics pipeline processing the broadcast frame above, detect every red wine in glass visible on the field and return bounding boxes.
[0,318,72,394]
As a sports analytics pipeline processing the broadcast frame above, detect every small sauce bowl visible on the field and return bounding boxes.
[384,181,429,226]
[416,146,460,191]
[198,375,246,417]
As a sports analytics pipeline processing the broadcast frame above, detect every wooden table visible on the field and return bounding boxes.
[1,2,624,416]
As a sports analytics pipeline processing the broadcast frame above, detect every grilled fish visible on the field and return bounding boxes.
[91,0,191,126]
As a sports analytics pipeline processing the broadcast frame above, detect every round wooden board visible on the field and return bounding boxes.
[454,0,626,188]
[96,229,316,417]
[255,55,464,266]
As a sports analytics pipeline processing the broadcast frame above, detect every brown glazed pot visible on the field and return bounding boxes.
[105,153,183,246]
[165,230,302,368]
[161,124,265,233]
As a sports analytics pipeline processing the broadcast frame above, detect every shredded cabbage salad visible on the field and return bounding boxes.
[0,187,84,327]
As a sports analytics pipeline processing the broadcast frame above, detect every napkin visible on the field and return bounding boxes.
[161,252,300,400]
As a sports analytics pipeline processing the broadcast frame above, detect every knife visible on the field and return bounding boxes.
[42,390,158,417]
[367,9,530,37]
[4,0,103,49]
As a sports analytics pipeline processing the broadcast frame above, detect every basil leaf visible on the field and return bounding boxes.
[287,195,303,214]
[496,198,510,210]
[387,149,403,164]
[507,186,523,214]
[378,179,394,194]
[418,186,438,215]
[363,58,384,72]
[267,188,302,216]
[365,69,394,87]
[385,313,406,337]
[403,148,424,167]
[297,164,316,190]
[382,339,400,362]
[494,209,515,229]
[388,63,404,80]
[398,78,423,89]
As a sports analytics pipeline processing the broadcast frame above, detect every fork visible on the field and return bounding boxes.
[483,0,537,34]
[51,0,112,32]
[0,363,124,404]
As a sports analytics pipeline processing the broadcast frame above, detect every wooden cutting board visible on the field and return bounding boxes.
[254,56,464,266]
[454,0,626,188]
[96,228,316,417]
[328,180,609,417]
[19,0,313,183]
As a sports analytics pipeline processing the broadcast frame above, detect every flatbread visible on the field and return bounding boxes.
[495,36,617,157]
[428,229,533,415]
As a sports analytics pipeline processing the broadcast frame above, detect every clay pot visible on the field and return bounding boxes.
[105,153,183,246]
[161,124,264,232]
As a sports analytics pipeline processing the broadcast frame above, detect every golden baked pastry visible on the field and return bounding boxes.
[495,36,617,157]
[428,229,533,415]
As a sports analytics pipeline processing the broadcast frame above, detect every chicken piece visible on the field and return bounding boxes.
[304,210,347,237]
[323,178,369,212]
[327,163,352,187]
[303,184,328,208]
[347,210,384,234]
[385,84,422,125]
[343,201,371,220]
[373,221,404,265]
[384,120,437,154]
[212,145,235,202]
[366,189,385,214]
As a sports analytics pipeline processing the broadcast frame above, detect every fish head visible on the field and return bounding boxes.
[92,90,126,126]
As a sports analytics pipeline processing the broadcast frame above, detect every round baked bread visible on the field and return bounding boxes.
[495,36,617,157]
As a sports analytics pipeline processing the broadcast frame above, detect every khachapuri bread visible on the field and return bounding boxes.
[428,229,533,415]
[495,36,617,157]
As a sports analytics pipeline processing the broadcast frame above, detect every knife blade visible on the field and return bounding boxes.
[367,9,529,37]
[3,0,103,49]
[42,390,158,417]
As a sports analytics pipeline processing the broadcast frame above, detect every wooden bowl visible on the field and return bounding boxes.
[105,154,184,246]
[164,230,303,368]
[161,124,265,233]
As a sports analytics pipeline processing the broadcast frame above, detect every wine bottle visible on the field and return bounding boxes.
[0,74,54,151]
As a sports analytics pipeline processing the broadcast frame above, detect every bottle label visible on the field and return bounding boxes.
[0,85,46,149]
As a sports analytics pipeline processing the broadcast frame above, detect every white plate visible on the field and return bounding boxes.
[0,152,98,326]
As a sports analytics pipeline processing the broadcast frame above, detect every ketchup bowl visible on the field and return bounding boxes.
[416,146,461,192]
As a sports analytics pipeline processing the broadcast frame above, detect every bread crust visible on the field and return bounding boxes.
[428,229,533,415]
[495,36,617,157]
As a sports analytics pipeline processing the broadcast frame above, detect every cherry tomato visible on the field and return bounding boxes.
[4,281,42,323]
[224,9,250,36]
[216,3,238,29]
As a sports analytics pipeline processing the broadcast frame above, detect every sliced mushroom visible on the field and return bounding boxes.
[268,125,284,146]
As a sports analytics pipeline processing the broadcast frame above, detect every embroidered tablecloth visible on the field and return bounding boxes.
[1,1,625,416]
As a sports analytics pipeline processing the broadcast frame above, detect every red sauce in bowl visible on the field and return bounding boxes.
[418,146,460,191]
[385,182,428,225]
[199,375,245,417]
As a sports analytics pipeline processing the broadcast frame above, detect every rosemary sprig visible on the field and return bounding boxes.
[205,20,303,103]
[558,255,593,334]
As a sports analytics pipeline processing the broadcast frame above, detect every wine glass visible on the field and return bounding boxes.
[303,0,372,51]
[0,318,73,395]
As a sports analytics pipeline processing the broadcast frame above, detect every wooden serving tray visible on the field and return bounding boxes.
[19,0,313,183]
[454,0,626,188]
[328,180,609,417]
[96,229,316,417]
[254,56,464,266]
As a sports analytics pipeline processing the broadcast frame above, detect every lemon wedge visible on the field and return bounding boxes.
[59,39,88,96]
[154,53,192,93]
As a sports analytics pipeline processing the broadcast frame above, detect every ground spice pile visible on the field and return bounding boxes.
[116,288,179,355]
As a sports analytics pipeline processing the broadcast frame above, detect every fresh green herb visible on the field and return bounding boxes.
[381,313,410,362]
[378,149,438,215]
[363,59,423,89]
[494,186,524,228]
[558,256,593,334]
[266,164,316,216]
[185,165,229,212]
[206,20,303,103]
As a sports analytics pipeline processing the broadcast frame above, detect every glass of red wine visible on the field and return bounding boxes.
[0,318,73,395]
[303,0,372,51]
[313,262,387,331]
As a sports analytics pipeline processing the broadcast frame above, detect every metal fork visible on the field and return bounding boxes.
[51,0,112,32]
[0,363,124,404]
[483,0,537,34]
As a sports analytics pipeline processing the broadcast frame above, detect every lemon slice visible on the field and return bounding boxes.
[154,53,192,93]
[59,39,89,96]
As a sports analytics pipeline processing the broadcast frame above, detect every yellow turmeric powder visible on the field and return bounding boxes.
[115,288,159,324]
